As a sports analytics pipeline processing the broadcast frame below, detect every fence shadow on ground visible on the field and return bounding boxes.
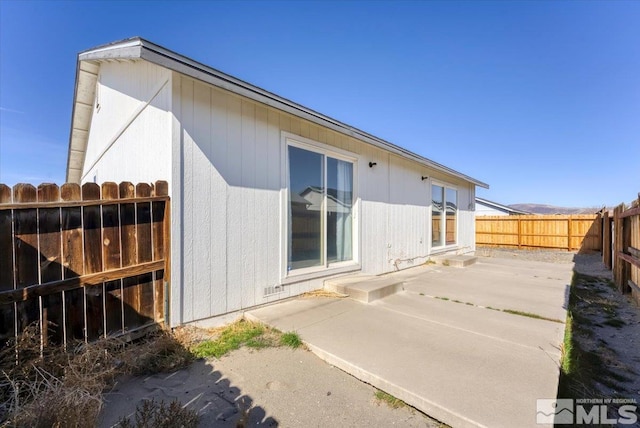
[100,358,278,427]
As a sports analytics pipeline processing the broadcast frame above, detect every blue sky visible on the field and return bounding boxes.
[1,1,638,207]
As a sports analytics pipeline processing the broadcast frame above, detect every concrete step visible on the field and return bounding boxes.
[431,255,477,268]
[325,275,404,303]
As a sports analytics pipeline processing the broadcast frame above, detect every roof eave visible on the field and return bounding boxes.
[66,37,489,189]
[137,38,488,188]
[65,60,100,183]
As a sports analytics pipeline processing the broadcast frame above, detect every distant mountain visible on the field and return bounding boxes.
[509,203,601,215]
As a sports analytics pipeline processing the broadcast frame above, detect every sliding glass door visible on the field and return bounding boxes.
[288,144,354,272]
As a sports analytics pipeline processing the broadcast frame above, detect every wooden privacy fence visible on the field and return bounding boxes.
[0,181,170,349]
[610,200,640,305]
[476,214,602,252]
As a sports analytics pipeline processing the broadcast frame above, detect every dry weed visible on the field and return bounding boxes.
[1,325,195,427]
[300,289,348,298]
[0,324,125,426]
[120,330,193,375]
[7,365,103,428]
[116,398,199,428]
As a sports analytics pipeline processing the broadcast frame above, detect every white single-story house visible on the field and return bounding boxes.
[65,37,488,327]
[475,197,529,216]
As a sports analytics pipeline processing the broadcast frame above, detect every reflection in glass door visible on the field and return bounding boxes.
[287,144,355,272]
[446,188,457,245]
[431,184,457,248]
[432,185,444,247]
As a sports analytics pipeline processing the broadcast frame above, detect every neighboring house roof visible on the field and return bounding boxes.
[299,186,352,213]
[431,200,458,212]
[300,186,353,205]
[66,37,489,189]
[475,197,531,215]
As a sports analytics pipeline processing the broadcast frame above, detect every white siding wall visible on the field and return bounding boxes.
[82,60,172,185]
[457,183,476,252]
[172,73,478,324]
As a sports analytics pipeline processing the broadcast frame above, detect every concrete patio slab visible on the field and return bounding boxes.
[403,257,571,321]
[247,257,572,428]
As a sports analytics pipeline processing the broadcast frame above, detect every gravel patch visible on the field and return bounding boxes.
[475,247,577,264]
[475,247,612,279]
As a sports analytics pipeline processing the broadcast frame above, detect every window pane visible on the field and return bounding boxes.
[288,146,324,270]
[327,157,353,263]
[432,185,444,247]
[446,188,457,245]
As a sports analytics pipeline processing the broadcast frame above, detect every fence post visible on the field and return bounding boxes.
[622,215,632,293]
[602,211,611,269]
[158,181,171,328]
[517,217,522,249]
[613,205,623,292]
[0,184,14,347]
[13,184,39,338]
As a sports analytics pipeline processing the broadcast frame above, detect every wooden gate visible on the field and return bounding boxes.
[0,181,170,348]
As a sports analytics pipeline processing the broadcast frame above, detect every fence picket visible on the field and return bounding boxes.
[60,183,84,342]
[0,184,14,344]
[135,184,154,323]
[37,184,64,346]
[118,182,143,330]
[102,182,123,336]
[13,184,39,335]
[119,182,136,267]
[82,183,102,273]
[152,181,168,322]
[136,183,152,264]
[82,183,104,341]
[102,182,121,271]
[0,185,13,291]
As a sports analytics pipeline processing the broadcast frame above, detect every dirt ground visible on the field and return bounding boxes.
[475,246,577,264]
[570,255,640,404]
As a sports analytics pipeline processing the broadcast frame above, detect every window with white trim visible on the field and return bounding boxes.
[432,184,457,248]
[287,142,355,273]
